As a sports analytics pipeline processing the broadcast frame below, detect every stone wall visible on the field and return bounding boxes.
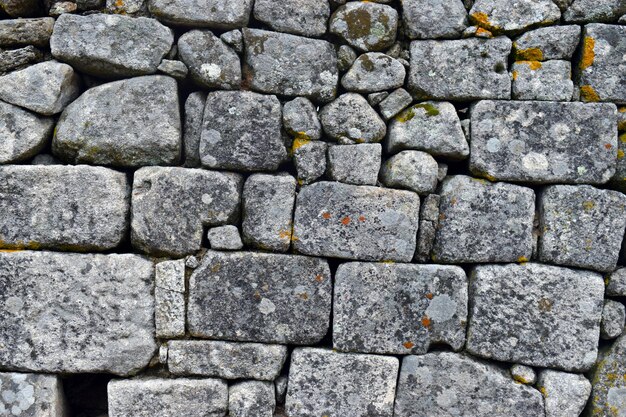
[0,0,625,416]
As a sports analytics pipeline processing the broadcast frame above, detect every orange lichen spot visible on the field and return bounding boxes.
[580,36,595,70]
[605,143,614,150]
[358,215,366,222]
[115,0,124,7]
[515,47,544,61]
[512,70,518,81]
[403,341,415,349]
[470,12,499,32]
[298,292,309,300]
[517,256,528,263]
[253,290,261,300]
[475,27,493,38]
[341,216,351,225]
[322,211,331,219]
[425,292,434,300]
[582,200,596,211]
[421,316,431,327]
[438,213,446,221]
[291,137,311,154]
[278,229,292,240]
[518,60,542,70]
[580,85,600,102]
[618,149,625,159]
[315,274,324,282]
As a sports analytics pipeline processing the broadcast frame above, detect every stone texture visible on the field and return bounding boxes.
[432,175,535,263]
[51,13,174,78]
[337,44,357,71]
[293,181,420,262]
[512,60,574,101]
[221,29,243,52]
[587,334,626,417]
[157,59,188,80]
[188,251,332,344]
[108,378,228,417]
[243,28,338,103]
[469,0,561,34]
[253,0,330,37]
[564,0,626,23]
[0,0,41,16]
[183,91,206,168]
[229,381,275,417]
[285,348,398,417]
[155,259,186,338]
[401,0,468,39]
[415,194,440,262]
[601,300,625,340]
[329,2,398,52]
[467,262,605,372]
[378,88,412,120]
[0,101,54,164]
[0,165,128,251]
[408,37,511,100]
[380,150,439,194]
[207,225,243,250]
[53,75,181,167]
[537,370,591,417]
[0,17,54,47]
[131,167,242,257]
[510,364,537,385]
[341,53,405,93]
[293,140,327,185]
[0,251,155,375]
[282,97,322,141]
[148,0,253,28]
[200,90,286,171]
[394,353,545,416]
[470,100,618,184]
[105,0,144,14]
[0,373,67,417]
[607,268,626,297]
[0,46,43,75]
[168,340,287,380]
[319,93,386,143]
[513,25,581,60]
[327,144,382,186]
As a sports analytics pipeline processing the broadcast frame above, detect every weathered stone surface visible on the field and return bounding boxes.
[513,25,581,60]
[243,29,338,103]
[183,91,206,168]
[131,167,242,256]
[0,17,54,47]
[469,0,561,34]
[341,53,405,93]
[401,0,468,39]
[470,100,618,184]
[157,59,188,80]
[285,348,398,417]
[467,263,604,372]
[394,353,545,416]
[564,0,626,22]
[188,251,331,344]
[282,97,322,141]
[387,101,469,159]
[587,334,626,416]
[200,91,286,171]
[608,268,626,296]
[105,0,143,14]
[408,37,511,100]
[334,262,467,355]
[319,93,386,143]
[601,300,625,340]
[0,101,54,164]
[0,0,41,17]
[178,30,240,90]
[253,0,329,37]
[242,174,297,252]
[610,131,626,192]
[327,144,381,186]
[221,29,243,52]
[329,2,398,52]
[432,176,535,263]
[512,60,573,101]
[510,364,537,385]
[0,373,67,417]
[108,378,228,417]
[537,370,591,417]
[293,181,420,262]
[337,44,357,71]
[0,46,43,75]
[207,225,243,250]
[415,194,439,262]
[0,251,155,375]
[51,14,173,78]
[155,259,186,338]
[53,76,181,167]
[293,140,327,185]
[148,0,253,28]
[380,150,439,194]
[378,88,412,120]
[229,381,275,417]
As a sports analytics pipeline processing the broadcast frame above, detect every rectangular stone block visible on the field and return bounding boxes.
[0,251,156,376]
[155,259,186,338]
[0,372,67,417]
[293,181,420,262]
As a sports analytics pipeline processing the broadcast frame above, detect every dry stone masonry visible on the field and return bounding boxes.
[0,0,625,416]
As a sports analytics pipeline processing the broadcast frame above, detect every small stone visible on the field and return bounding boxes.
[0,0,42,16]
[229,381,275,417]
[243,28,338,103]
[0,17,54,47]
[469,0,561,35]
[587,334,626,416]
[329,2,398,52]
[0,373,67,417]
[601,300,625,340]
[49,1,78,16]
[380,150,439,195]
[282,97,322,141]
[432,175,535,263]
[275,376,288,405]
[564,0,626,22]
[178,30,241,90]
[378,88,412,120]
[31,153,60,165]
[513,25,581,61]
[387,101,469,159]
[188,251,331,344]
[467,262,604,372]
[220,29,243,52]
[337,44,357,71]
[437,163,449,181]
[554,0,574,10]
[511,60,573,101]
[0,101,54,164]
[610,131,626,192]
[253,0,329,37]
[367,91,388,107]
[168,340,287,380]
[408,37,511,100]
[207,225,243,250]
[0,45,43,74]
[510,364,537,385]
[157,59,188,80]
[53,75,181,167]
[51,13,174,78]
[327,144,382,186]
[401,0,468,39]
[148,0,253,29]
[105,0,144,14]
[415,194,440,262]
[183,91,206,167]
[341,53,405,93]
[293,140,327,185]
[293,181,420,262]
[537,370,591,417]
[155,259,186,338]
[470,100,618,184]
[608,268,626,296]
[185,255,200,269]
[108,378,228,417]
[319,93,386,143]
[394,353,544,416]
[285,348,398,416]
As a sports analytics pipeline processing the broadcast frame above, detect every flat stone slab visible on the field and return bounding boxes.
[253,0,329,37]
[0,165,129,251]
[285,348,398,417]
[293,181,420,262]
[467,263,605,372]
[0,251,155,376]
[0,373,67,417]
[470,100,618,184]
[187,251,331,344]
[587,334,626,416]
[0,100,53,164]
[168,340,287,380]
[148,0,253,29]
[394,352,545,416]
[401,0,468,40]
[334,262,468,355]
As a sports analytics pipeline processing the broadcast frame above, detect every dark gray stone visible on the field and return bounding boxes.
[319,93,386,143]
[329,2,398,52]
[282,97,322,141]
[380,150,439,194]
[601,300,625,340]
[469,0,561,35]
[378,88,412,120]
[341,53,405,93]
[0,46,43,75]
[148,0,253,29]
[537,370,591,417]
[157,59,188,80]
[401,0,468,39]
[327,144,382,186]
[207,225,243,250]
[183,91,206,168]
[513,25,581,60]
[253,0,330,37]
[512,60,573,101]
[564,0,626,22]
[0,17,54,47]
[229,381,275,417]
[337,44,357,72]
[0,0,41,17]
[586,334,626,417]
[0,373,67,417]
[0,101,54,164]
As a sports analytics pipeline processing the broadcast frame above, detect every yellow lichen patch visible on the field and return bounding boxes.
[475,27,493,38]
[582,200,596,211]
[621,133,626,143]
[470,12,500,32]
[517,256,528,263]
[512,70,518,81]
[514,47,544,62]
[381,259,395,264]
[278,229,292,240]
[539,386,547,397]
[513,375,530,384]
[580,85,600,102]
[0,249,24,253]
[519,60,542,70]
[580,36,596,70]
[291,137,311,154]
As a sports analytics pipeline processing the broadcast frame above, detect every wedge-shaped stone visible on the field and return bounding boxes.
[0,165,128,251]
[188,251,331,344]
[131,167,242,257]
[469,0,561,35]
[467,263,604,372]
[394,353,545,416]
[293,181,420,262]
[0,251,155,375]
[470,100,618,184]
[0,101,54,164]
[0,373,67,417]
[334,262,467,355]
[587,335,626,416]
[148,0,253,29]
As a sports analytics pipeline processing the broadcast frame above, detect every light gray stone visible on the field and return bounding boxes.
[207,225,243,250]
[337,44,357,71]
[512,60,574,101]
[469,0,561,34]
[587,334,626,417]
[293,140,327,185]
[608,268,626,296]
[229,381,275,417]
[50,13,173,78]
[131,167,242,257]
[513,25,581,60]
[467,263,604,372]
[415,194,440,262]
[319,93,386,143]
[327,144,381,186]
[329,2,398,52]
[602,300,625,340]
[564,0,626,22]
[378,88,412,120]
[401,0,468,39]
[537,370,591,417]
[53,75,181,167]
[380,150,439,194]
[282,97,322,141]
[285,348,398,417]
[253,0,329,37]
[293,181,420,262]
[470,100,618,184]
[155,259,185,338]
[183,91,206,168]
[49,1,78,15]
[220,29,243,52]
[341,53,405,93]
[0,100,54,164]
[0,373,67,417]
[157,59,188,80]
[0,251,155,375]
[148,0,253,29]
[0,17,54,47]
[510,364,536,385]
[188,251,332,344]
[0,45,43,75]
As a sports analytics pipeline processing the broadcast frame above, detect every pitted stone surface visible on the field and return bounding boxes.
[0,373,67,417]
[537,370,591,417]
[469,0,561,35]
[0,101,54,164]
[513,25,581,60]
[319,93,386,143]
[587,334,626,417]
[0,17,53,47]
[148,0,253,28]
[601,300,625,340]
[329,2,398,52]
[608,268,626,297]
[327,143,382,186]
[229,381,275,417]
[253,0,330,37]
[341,53,405,93]
[401,0,468,40]
[511,60,574,101]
